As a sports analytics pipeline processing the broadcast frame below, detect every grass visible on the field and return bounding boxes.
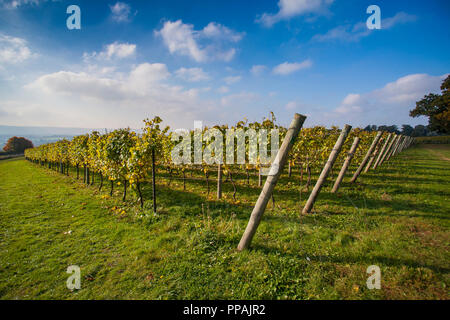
[0,144,449,299]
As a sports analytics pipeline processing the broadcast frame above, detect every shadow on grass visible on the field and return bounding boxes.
[251,244,450,275]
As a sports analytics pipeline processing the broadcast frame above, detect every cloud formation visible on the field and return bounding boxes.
[110,2,134,23]
[175,67,210,82]
[313,12,416,42]
[250,65,267,76]
[223,75,241,85]
[83,42,136,62]
[2,0,45,9]
[331,73,448,125]
[272,60,312,75]
[10,62,221,129]
[257,0,334,27]
[155,20,244,62]
[0,34,35,64]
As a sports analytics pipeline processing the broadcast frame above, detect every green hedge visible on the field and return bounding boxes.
[414,136,450,144]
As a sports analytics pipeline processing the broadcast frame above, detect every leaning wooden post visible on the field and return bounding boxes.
[350,131,382,183]
[396,136,405,154]
[397,138,405,154]
[391,135,404,158]
[302,124,352,214]
[331,136,360,193]
[217,163,222,199]
[364,134,383,173]
[373,133,392,169]
[378,134,396,167]
[399,136,408,153]
[237,113,306,251]
[406,136,413,148]
[258,167,262,187]
[152,148,157,214]
[403,136,410,150]
[385,134,401,162]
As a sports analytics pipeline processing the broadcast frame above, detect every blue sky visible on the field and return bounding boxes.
[0,0,449,130]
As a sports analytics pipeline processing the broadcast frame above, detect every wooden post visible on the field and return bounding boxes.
[302,124,352,214]
[237,113,306,251]
[350,131,382,183]
[403,136,409,151]
[406,136,413,148]
[373,133,392,169]
[398,136,408,153]
[258,167,262,187]
[152,148,157,214]
[331,136,360,193]
[391,135,404,158]
[396,137,406,154]
[364,135,383,173]
[384,134,400,163]
[217,163,222,199]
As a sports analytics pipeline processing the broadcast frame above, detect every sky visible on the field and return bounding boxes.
[0,0,449,131]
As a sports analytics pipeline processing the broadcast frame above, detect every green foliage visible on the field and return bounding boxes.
[410,75,450,134]
[3,136,33,153]
[414,135,450,144]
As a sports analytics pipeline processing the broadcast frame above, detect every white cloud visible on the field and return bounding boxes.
[175,67,210,82]
[217,86,229,94]
[250,65,267,76]
[28,70,128,100]
[223,75,241,85]
[104,42,136,59]
[272,60,312,75]
[155,20,244,62]
[110,2,134,23]
[27,63,172,100]
[331,73,448,125]
[220,91,258,107]
[335,94,364,114]
[257,0,334,27]
[382,12,417,29]
[313,12,416,42]
[83,42,136,61]
[17,62,221,129]
[201,22,244,42]
[0,34,35,64]
[313,24,370,42]
[2,0,46,9]
[285,101,300,110]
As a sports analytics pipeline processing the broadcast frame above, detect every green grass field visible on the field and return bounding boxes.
[0,144,449,299]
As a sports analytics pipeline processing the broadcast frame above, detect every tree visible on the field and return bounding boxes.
[3,136,34,153]
[410,75,450,134]
[363,125,378,132]
[401,124,414,136]
[411,125,430,137]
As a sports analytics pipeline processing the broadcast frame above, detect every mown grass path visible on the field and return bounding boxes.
[0,145,449,299]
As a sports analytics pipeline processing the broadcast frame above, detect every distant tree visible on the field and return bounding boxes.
[401,124,414,136]
[364,124,401,133]
[410,75,450,134]
[364,125,377,132]
[411,125,429,137]
[377,125,399,133]
[387,125,400,134]
[3,136,34,154]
